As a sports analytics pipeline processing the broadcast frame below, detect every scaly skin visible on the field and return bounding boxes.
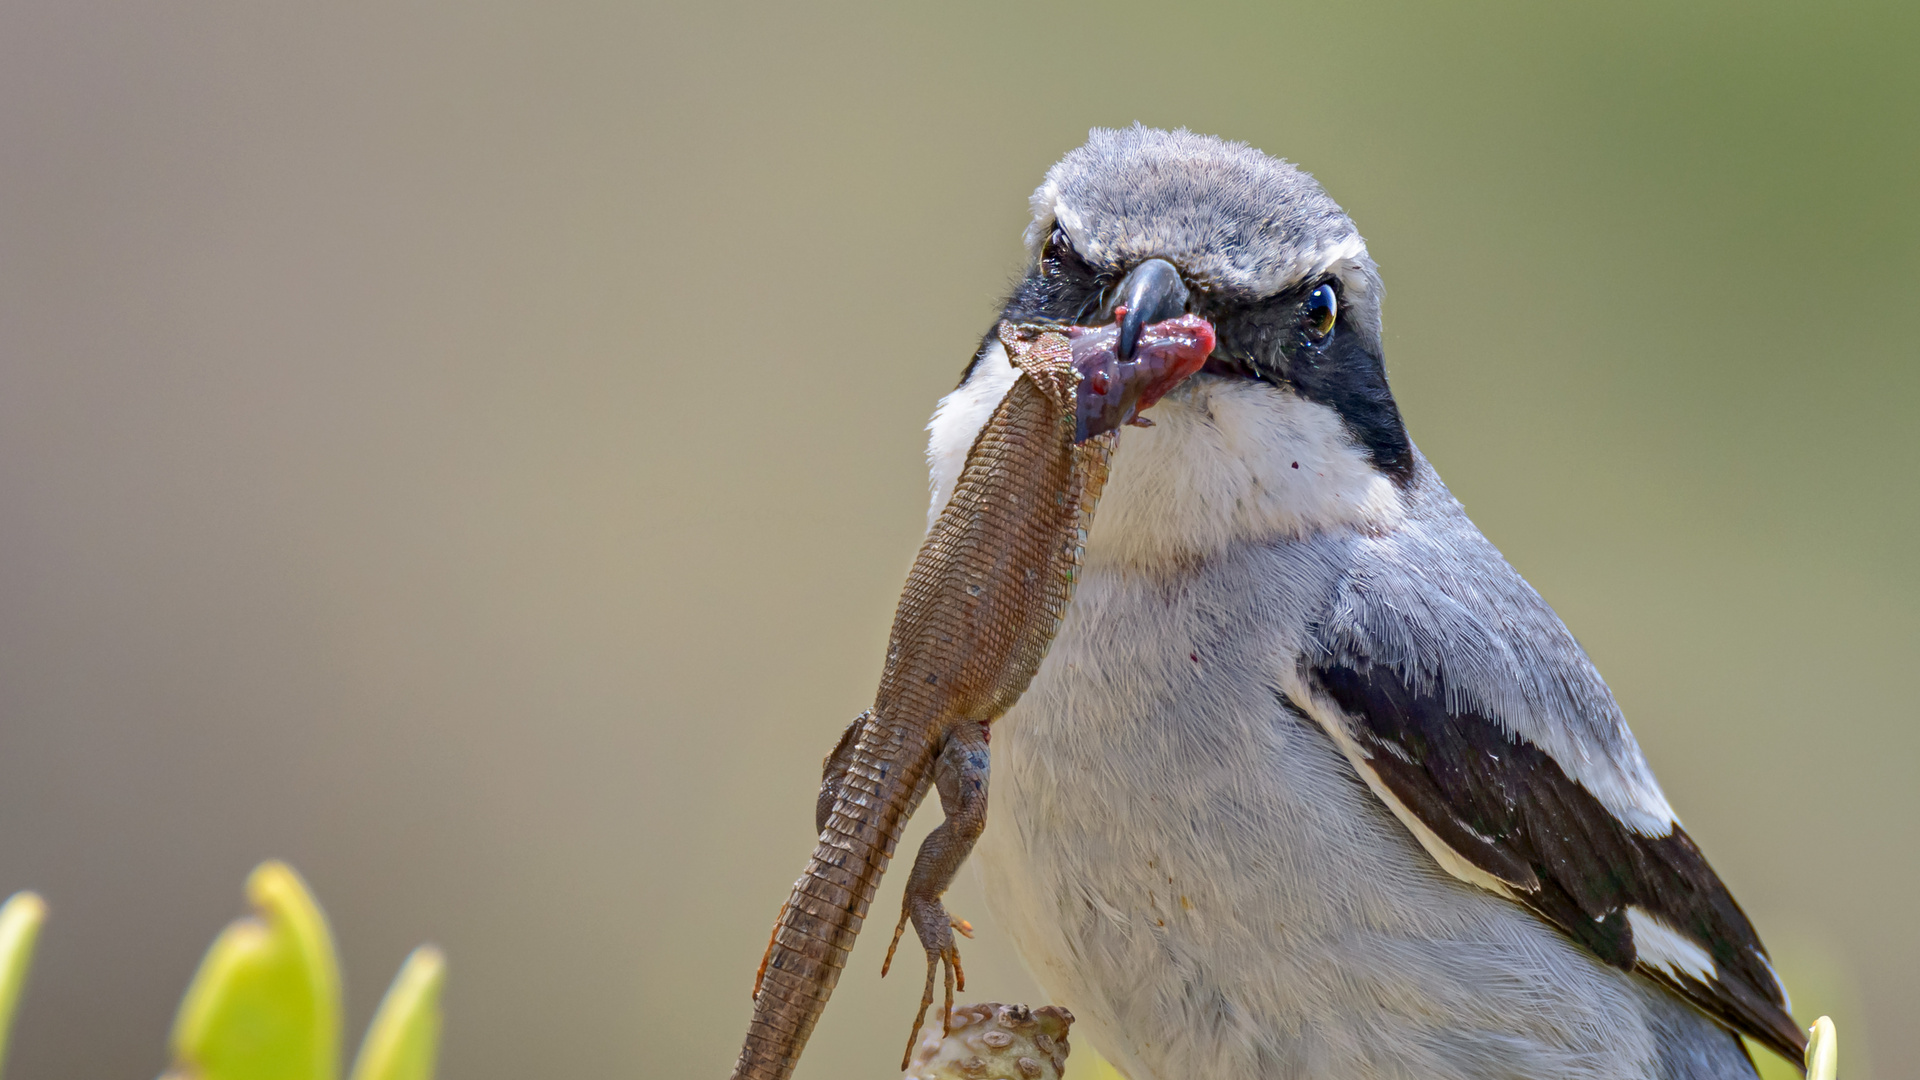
[731,317,1213,1080]
[732,324,1107,1080]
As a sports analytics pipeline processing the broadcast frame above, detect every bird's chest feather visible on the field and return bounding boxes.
[971,381,1402,1074]
[969,378,1398,965]
[975,547,1389,1077]
[968,383,1664,1080]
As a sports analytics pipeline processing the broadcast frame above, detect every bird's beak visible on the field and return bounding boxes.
[1105,258,1191,362]
[1067,257,1214,441]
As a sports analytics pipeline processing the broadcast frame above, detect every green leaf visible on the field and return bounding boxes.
[347,946,445,1080]
[1805,1016,1837,1080]
[165,861,342,1080]
[0,892,47,1079]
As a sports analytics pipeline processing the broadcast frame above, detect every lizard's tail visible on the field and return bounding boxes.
[730,723,935,1080]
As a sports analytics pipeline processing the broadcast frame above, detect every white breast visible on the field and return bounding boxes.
[929,374,1674,1080]
[1076,376,1404,568]
[927,363,1404,560]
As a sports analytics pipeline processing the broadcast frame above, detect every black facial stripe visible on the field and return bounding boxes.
[1311,662,1804,1064]
[1210,285,1413,484]
[993,252,1415,489]
[969,243,1110,384]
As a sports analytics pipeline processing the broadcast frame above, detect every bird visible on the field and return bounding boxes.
[917,126,1801,1080]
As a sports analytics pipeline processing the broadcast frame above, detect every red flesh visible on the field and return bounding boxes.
[1066,314,1216,442]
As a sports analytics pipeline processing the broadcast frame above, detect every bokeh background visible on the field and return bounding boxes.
[0,1,1912,1077]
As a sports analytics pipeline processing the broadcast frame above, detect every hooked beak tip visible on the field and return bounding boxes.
[1110,259,1189,361]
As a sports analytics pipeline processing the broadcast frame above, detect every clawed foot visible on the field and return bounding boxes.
[882,902,974,1069]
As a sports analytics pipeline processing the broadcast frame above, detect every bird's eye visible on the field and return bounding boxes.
[1304,282,1338,342]
[1040,224,1079,277]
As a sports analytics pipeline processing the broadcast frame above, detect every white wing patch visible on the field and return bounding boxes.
[1305,696,1524,902]
[1627,906,1719,983]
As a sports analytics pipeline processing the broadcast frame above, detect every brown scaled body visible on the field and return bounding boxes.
[731,325,1114,1080]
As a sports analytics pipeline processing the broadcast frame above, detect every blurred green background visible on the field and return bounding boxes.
[0,1,1911,1077]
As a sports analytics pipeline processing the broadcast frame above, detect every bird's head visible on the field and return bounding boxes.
[930,127,1416,568]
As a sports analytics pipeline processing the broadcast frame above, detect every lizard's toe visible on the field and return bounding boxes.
[900,947,942,1070]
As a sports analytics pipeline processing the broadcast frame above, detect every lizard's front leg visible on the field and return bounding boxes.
[815,712,867,835]
[881,718,990,1067]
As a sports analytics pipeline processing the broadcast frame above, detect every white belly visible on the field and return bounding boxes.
[974,551,1665,1080]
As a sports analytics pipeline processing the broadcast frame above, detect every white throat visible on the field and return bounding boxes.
[925,355,1405,568]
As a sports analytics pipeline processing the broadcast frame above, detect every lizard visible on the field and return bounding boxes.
[730,314,1215,1080]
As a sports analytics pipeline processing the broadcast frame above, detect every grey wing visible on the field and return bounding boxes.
[1288,459,1803,1065]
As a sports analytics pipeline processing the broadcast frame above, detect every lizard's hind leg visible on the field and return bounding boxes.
[881,720,990,1068]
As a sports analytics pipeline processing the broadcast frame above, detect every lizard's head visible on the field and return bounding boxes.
[930,126,1413,566]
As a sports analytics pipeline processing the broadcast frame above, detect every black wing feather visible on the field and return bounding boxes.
[1314,661,1804,1065]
